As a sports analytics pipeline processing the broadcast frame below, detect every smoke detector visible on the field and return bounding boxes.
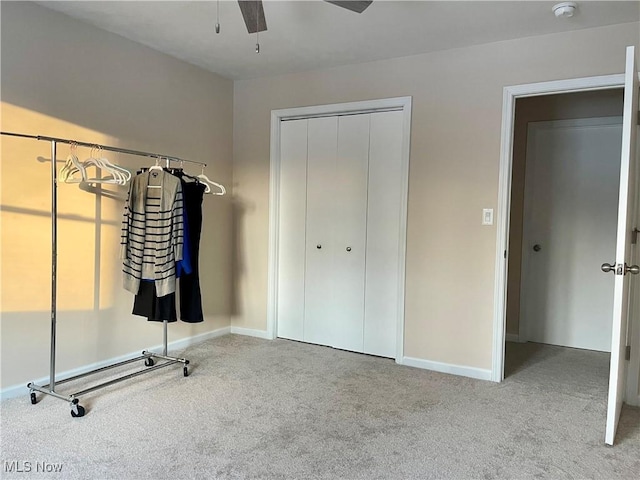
[553,2,577,18]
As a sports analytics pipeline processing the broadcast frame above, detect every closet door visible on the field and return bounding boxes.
[276,119,308,341]
[364,111,404,357]
[332,114,370,352]
[276,108,405,359]
[304,117,338,346]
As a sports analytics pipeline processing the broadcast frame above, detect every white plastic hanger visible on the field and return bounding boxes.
[148,158,164,172]
[98,155,131,184]
[147,158,163,189]
[60,144,86,183]
[82,147,129,185]
[197,166,225,196]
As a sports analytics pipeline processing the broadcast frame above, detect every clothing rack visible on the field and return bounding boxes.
[1,131,206,417]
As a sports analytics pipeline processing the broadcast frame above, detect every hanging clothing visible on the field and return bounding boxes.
[120,170,184,297]
[132,282,178,322]
[131,174,205,323]
[179,180,206,323]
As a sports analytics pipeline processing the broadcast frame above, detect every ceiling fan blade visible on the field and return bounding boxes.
[324,1,373,14]
[238,0,267,34]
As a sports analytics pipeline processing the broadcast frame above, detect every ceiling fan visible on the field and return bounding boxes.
[237,1,373,34]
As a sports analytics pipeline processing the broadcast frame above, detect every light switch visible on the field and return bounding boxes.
[482,208,494,226]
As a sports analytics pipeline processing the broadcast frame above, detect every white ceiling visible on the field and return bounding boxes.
[38,1,640,80]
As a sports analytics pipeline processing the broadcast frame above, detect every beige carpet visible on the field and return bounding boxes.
[1,335,638,479]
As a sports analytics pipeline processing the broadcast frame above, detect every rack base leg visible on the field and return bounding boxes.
[70,399,85,418]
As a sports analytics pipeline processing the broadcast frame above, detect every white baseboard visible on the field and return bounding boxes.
[506,333,522,343]
[401,356,492,381]
[0,326,231,401]
[163,326,231,352]
[230,326,272,339]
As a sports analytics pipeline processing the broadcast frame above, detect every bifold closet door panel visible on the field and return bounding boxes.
[304,117,338,347]
[331,114,370,352]
[364,111,404,358]
[277,119,308,341]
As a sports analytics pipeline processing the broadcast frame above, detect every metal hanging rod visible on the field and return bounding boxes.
[0,131,207,167]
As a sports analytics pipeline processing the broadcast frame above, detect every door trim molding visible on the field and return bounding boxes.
[267,97,412,363]
[492,74,627,383]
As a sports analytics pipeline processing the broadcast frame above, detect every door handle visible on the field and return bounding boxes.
[601,263,639,275]
[533,244,542,252]
[625,264,640,275]
[601,263,615,274]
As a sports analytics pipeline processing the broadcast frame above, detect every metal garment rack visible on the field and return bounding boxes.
[1,131,207,417]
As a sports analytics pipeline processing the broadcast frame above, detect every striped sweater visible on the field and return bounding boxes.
[120,170,184,297]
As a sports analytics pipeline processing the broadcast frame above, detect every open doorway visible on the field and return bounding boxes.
[494,51,640,445]
[502,88,634,440]
[505,89,624,389]
[505,89,625,381]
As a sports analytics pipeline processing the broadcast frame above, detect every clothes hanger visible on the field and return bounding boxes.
[59,155,76,181]
[174,160,200,182]
[197,166,225,196]
[147,158,163,189]
[82,147,127,185]
[90,147,131,185]
[148,157,164,172]
[99,156,131,185]
[59,143,77,181]
[60,143,86,183]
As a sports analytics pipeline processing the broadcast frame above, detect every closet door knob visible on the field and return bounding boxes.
[317,244,322,249]
[346,247,352,252]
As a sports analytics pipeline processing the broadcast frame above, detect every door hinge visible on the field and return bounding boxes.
[625,345,631,361]
[504,250,507,259]
[632,228,639,245]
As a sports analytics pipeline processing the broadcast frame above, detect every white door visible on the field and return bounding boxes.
[276,119,308,341]
[521,117,623,351]
[274,104,409,360]
[332,114,370,352]
[304,117,339,347]
[364,111,404,357]
[605,45,639,446]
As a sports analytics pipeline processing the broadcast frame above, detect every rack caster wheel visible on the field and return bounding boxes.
[71,404,85,418]
[183,367,189,377]
[145,357,155,367]
[30,392,37,405]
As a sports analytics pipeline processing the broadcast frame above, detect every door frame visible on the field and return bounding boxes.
[267,97,412,363]
[492,73,637,382]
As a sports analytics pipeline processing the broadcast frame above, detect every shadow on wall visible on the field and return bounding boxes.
[198,189,234,318]
[0,102,233,387]
[1,102,233,319]
[1,0,234,331]
[1,121,127,314]
[230,193,256,317]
